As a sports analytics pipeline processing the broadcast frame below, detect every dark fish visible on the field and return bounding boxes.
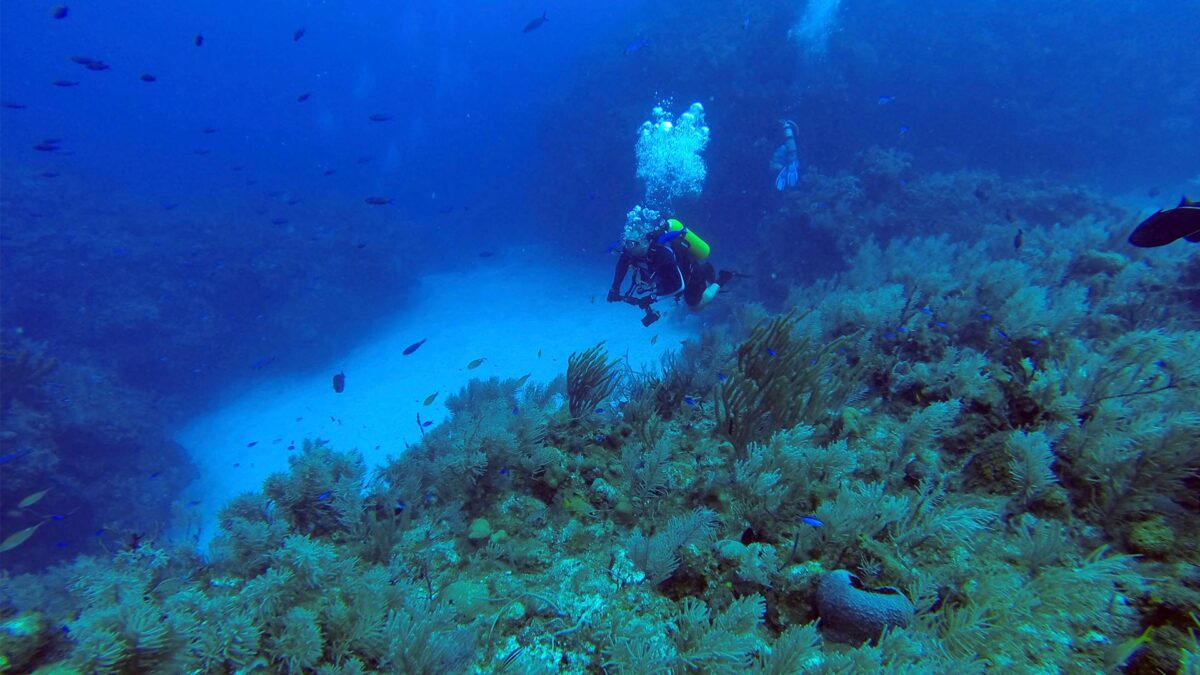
[1013,228,1023,251]
[296,92,311,102]
[365,196,392,205]
[317,491,331,501]
[69,55,98,65]
[247,441,258,447]
[52,6,69,19]
[478,251,495,258]
[140,73,157,82]
[270,217,289,225]
[332,370,346,393]
[422,421,433,428]
[1128,197,1200,248]
[424,392,438,406]
[293,27,306,42]
[194,33,204,47]
[523,11,548,33]
[467,357,485,369]
[52,80,79,87]
[201,126,218,134]
[403,338,426,355]
[368,113,393,122]
[192,148,210,155]
[799,515,824,527]
[148,471,160,480]
[355,155,372,164]
[1,101,27,109]
[322,168,336,176]
[84,61,110,71]
[34,141,61,152]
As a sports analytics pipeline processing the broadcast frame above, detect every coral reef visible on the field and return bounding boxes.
[2,168,1197,673]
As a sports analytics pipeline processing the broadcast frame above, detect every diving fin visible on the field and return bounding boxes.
[775,166,787,191]
[787,159,799,187]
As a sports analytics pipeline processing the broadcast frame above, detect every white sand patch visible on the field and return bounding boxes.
[173,245,701,544]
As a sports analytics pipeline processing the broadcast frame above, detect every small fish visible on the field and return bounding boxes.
[980,312,992,322]
[201,126,218,134]
[479,250,495,258]
[1029,339,1042,346]
[717,372,727,382]
[140,73,156,82]
[18,488,51,509]
[148,472,160,480]
[251,355,275,370]
[0,523,44,552]
[595,407,605,414]
[514,373,531,387]
[394,500,406,514]
[799,515,824,528]
[368,113,393,122]
[523,11,548,33]
[683,396,697,406]
[2,101,28,109]
[899,125,910,134]
[51,514,67,521]
[742,14,751,30]
[878,95,895,105]
[422,420,433,428]
[95,528,105,537]
[322,169,335,176]
[499,467,509,476]
[424,392,438,406]
[52,5,69,19]
[511,406,519,416]
[293,27,306,42]
[403,338,426,355]
[537,349,542,358]
[317,491,331,501]
[1013,228,1024,250]
[365,196,392,205]
[246,441,258,447]
[467,357,486,369]
[188,500,201,507]
[52,80,79,87]
[270,217,289,225]
[332,371,346,393]
[194,33,204,47]
[84,61,110,71]
[766,348,777,358]
[70,55,98,65]
[296,92,311,102]
[55,541,70,548]
[623,40,646,55]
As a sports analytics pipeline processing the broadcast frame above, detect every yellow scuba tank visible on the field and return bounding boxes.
[666,218,711,260]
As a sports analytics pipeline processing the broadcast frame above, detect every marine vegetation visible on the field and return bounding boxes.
[2,173,1198,673]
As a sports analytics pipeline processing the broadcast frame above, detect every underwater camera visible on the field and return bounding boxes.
[641,305,660,327]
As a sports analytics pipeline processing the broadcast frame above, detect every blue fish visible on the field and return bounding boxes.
[51,514,66,521]
[512,406,519,416]
[997,330,1010,340]
[0,447,32,464]
[919,306,933,315]
[878,95,895,105]
[394,500,406,514]
[499,467,509,476]
[623,40,646,55]
[422,420,433,428]
[595,407,605,414]
[980,312,992,322]
[317,491,331,501]
[717,372,727,382]
[656,228,687,245]
[899,125,910,135]
[683,396,697,406]
[799,515,824,528]
[55,541,70,548]
[883,331,896,340]
[766,348,777,358]
[1029,339,1042,346]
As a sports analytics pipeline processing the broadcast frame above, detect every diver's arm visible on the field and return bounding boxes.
[608,254,631,300]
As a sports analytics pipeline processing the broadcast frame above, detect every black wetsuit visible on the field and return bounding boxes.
[610,241,716,308]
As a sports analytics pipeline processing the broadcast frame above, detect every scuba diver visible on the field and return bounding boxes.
[607,218,734,326]
[772,119,801,191]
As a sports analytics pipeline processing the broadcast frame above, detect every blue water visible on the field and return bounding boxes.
[1,1,1198,670]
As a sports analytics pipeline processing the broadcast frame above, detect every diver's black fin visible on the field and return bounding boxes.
[1180,195,1197,207]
